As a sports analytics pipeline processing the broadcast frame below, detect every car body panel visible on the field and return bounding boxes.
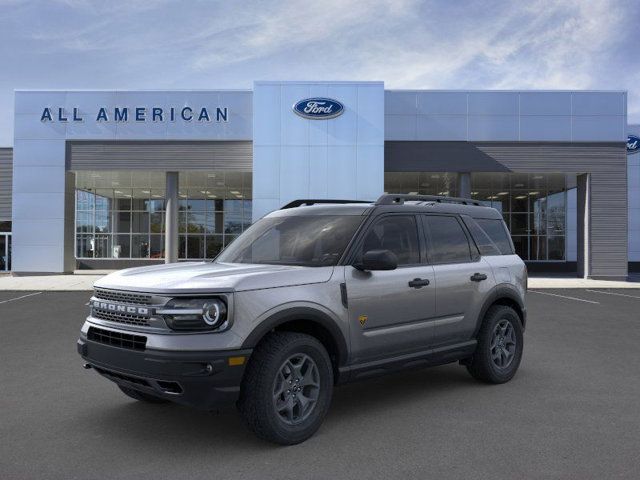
[94,262,335,294]
[345,264,436,363]
[430,257,497,347]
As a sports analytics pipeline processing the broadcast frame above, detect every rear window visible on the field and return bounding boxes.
[474,218,514,255]
[422,215,472,264]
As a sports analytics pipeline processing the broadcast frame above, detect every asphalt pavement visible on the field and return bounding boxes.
[1,288,640,479]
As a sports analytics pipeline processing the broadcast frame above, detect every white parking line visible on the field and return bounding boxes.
[586,289,640,300]
[0,291,43,305]
[529,290,600,304]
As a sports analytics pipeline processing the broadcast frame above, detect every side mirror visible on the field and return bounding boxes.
[355,249,398,271]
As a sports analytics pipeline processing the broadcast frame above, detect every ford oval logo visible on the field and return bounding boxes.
[293,98,344,119]
[628,135,640,154]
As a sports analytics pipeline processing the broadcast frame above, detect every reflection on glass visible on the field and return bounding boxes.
[383,172,569,261]
[132,235,150,258]
[187,236,204,259]
[206,235,224,258]
[530,236,547,261]
[384,172,459,196]
[76,212,93,233]
[94,234,111,258]
[150,213,165,233]
[548,236,565,260]
[114,235,130,258]
[150,235,164,259]
[76,171,253,260]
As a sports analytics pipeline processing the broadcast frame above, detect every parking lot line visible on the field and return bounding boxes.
[529,290,600,304]
[0,292,43,305]
[585,289,640,300]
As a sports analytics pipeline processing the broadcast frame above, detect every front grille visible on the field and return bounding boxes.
[94,288,152,305]
[92,308,151,327]
[87,326,147,351]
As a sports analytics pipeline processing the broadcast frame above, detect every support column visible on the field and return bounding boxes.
[63,172,76,273]
[576,173,590,279]
[165,172,179,264]
[457,172,471,198]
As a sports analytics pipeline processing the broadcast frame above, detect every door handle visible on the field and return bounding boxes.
[408,278,430,288]
[470,272,488,282]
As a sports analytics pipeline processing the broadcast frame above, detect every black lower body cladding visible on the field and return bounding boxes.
[77,336,252,410]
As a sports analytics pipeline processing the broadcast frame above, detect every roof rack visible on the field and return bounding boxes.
[280,199,372,209]
[375,194,486,207]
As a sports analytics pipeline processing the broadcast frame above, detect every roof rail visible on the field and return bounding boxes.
[375,194,486,207]
[280,199,372,209]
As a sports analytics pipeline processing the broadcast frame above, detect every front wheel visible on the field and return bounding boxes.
[238,331,334,445]
[466,305,524,384]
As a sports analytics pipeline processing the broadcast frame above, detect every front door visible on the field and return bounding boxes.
[345,214,436,363]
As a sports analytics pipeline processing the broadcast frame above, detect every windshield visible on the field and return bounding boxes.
[216,215,364,267]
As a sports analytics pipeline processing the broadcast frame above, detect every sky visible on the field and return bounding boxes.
[0,0,639,146]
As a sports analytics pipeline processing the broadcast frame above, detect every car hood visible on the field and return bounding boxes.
[93,262,335,294]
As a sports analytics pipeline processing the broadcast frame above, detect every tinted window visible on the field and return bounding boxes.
[360,215,420,265]
[423,215,471,264]
[476,218,514,255]
[463,217,501,256]
[216,215,363,267]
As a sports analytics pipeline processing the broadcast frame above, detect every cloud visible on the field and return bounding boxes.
[0,0,638,145]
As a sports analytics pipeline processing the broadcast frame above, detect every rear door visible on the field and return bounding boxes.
[422,214,495,348]
[345,214,436,363]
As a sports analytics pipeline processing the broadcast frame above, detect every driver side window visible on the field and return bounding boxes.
[360,215,420,266]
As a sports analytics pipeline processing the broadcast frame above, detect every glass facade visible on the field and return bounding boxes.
[384,172,569,261]
[75,171,252,260]
[0,221,12,271]
[384,172,459,197]
[0,235,10,272]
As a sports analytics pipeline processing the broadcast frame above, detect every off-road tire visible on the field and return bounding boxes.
[238,331,334,445]
[118,385,169,404]
[466,305,523,384]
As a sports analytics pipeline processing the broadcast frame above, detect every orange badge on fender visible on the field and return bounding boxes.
[358,315,368,327]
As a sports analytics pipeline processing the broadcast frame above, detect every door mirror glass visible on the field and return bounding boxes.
[356,249,398,271]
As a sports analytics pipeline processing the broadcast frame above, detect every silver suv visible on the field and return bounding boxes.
[77,194,527,444]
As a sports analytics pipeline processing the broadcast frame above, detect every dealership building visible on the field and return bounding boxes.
[0,81,638,279]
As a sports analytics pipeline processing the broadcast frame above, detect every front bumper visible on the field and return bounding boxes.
[77,335,252,410]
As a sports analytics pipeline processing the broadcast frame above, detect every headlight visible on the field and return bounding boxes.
[159,298,228,331]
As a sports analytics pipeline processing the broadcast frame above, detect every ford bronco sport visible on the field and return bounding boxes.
[77,194,527,445]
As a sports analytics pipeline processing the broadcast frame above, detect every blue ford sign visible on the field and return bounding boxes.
[628,135,640,154]
[293,98,344,119]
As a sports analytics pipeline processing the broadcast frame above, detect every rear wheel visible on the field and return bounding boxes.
[238,331,333,445]
[118,385,169,404]
[466,305,523,384]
